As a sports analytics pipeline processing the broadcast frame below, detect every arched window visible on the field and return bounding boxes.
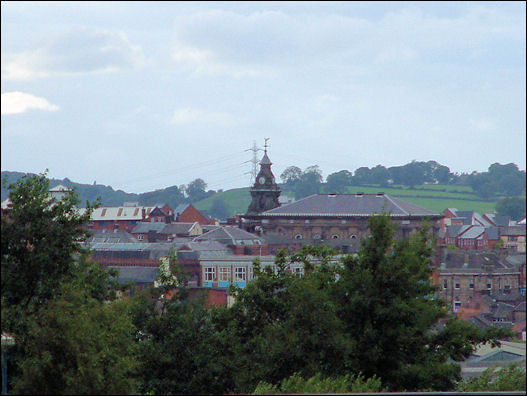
[313,234,321,239]
[295,234,303,240]
[332,234,339,239]
[350,234,357,239]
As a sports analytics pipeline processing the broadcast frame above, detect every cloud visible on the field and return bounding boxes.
[170,107,239,127]
[1,92,60,115]
[2,27,145,81]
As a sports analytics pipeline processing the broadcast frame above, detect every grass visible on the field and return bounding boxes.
[194,184,496,217]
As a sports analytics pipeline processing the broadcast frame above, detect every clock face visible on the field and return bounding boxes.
[259,177,266,184]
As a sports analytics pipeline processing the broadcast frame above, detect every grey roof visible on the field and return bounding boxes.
[110,266,159,284]
[505,254,526,266]
[161,222,197,235]
[194,226,263,245]
[486,227,500,240]
[490,215,512,227]
[259,194,438,217]
[514,302,526,312]
[446,225,468,238]
[501,225,526,236]
[86,229,138,243]
[492,302,515,319]
[131,222,166,234]
[179,240,229,253]
[440,251,515,271]
[174,203,190,214]
[458,226,485,239]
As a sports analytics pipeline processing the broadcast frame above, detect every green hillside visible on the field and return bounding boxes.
[194,184,497,217]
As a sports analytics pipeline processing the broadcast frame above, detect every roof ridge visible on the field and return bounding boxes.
[383,194,407,215]
[222,226,235,242]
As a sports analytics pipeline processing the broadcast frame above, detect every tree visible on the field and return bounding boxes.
[331,214,509,391]
[352,167,372,185]
[294,166,323,199]
[370,165,390,186]
[12,285,139,394]
[325,170,352,194]
[496,197,526,220]
[185,178,209,202]
[1,172,95,318]
[457,363,526,391]
[1,172,138,394]
[280,166,302,189]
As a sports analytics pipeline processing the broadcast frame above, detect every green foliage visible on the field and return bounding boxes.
[186,178,214,202]
[331,214,508,391]
[253,372,386,394]
[12,285,139,394]
[1,172,96,316]
[496,196,526,221]
[457,363,526,391]
[2,173,135,394]
[325,170,352,193]
[135,294,235,394]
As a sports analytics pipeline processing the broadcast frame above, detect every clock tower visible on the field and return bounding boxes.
[246,140,281,215]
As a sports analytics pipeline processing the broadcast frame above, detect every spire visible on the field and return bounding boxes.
[260,137,271,165]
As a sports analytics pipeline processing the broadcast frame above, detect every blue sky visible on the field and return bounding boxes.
[1,1,525,193]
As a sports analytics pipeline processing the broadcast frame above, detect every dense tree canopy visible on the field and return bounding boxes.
[496,197,526,220]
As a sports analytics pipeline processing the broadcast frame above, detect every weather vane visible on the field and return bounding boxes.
[264,137,270,153]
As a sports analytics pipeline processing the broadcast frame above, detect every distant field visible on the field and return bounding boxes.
[194,184,496,217]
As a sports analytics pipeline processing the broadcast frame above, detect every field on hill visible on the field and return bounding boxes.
[195,184,497,217]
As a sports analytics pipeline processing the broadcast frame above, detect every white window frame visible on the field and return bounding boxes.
[295,234,303,240]
[455,280,460,290]
[235,267,246,281]
[443,279,448,289]
[137,234,144,241]
[204,267,216,282]
[218,267,230,282]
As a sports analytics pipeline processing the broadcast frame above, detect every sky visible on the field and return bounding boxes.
[1,1,525,193]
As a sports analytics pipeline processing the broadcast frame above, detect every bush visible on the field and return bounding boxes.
[457,363,526,391]
[253,372,386,394]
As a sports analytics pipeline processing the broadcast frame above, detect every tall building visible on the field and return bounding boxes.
[246,148,281,215]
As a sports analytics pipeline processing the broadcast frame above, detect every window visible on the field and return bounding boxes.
[487,280,492,290]
[204,267,215,282]
[455,280,460,290]
[443,279,448,289]
[137,234,144,241]
[469,280,474,289]
[305,220,310,224]
[350,235,357,240]
[219,267,230,282]
[332,234,339,239]
[295,234,303,240]
[293,267,304,277]
[248,266,254,280]
[235,267,246,281]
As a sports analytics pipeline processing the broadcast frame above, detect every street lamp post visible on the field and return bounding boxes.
[1,333,15,395]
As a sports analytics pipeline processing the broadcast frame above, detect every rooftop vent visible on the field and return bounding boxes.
[355,192,364,197]
[376,192,384,197]
[328,194,337,197]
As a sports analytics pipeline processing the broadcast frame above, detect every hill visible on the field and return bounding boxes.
[2,171,498,218]
[1,171,187,209]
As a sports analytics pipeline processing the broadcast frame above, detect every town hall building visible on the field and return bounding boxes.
[241,149,443,243]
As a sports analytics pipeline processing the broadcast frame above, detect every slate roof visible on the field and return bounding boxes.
[458,226,485,239]
[260,152,272,165]
[174,204,190,214]
[446,225,468,238]
[86,228,138,243]
[259,194,438,217]
[194,226,263,245]
[501,225,526,236]
[49,184,72,192]
[440,251,516,271]
[486,227,500,240]
[514,302,526,313]
[131,222,167,234]
[162,222,198,235]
